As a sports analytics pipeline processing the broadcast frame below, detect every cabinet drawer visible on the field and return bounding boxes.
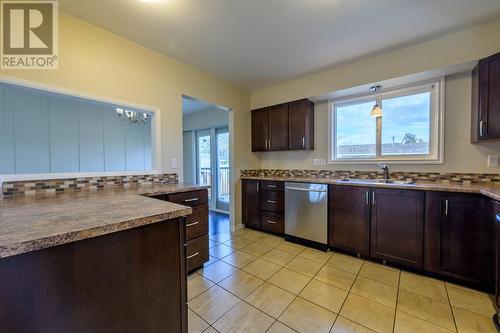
[186,205,209,240]
[261,191,284,213]
[187,235,209,272]
[168,190,208,207]
[261,211,284,235]
[261,181,284,192]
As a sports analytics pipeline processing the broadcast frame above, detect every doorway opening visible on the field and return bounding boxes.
[182,96,231,235]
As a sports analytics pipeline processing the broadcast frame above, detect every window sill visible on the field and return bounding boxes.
[328,158,444,165]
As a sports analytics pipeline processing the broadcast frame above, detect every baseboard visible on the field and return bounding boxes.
[232,223,245,232]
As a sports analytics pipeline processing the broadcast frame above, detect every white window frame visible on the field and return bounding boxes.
[328,78,445,164]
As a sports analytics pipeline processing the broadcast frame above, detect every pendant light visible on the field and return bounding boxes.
[370,86,383,118]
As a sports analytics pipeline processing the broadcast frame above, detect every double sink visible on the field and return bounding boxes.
[339,178,416,185]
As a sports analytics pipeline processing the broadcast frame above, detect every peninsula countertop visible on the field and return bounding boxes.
[241,175,500,199]
[0,183,208,259]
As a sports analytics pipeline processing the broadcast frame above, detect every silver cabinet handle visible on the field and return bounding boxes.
[365,191,369,205]
[186,221,199,227]
[267,220,277,224]
[267,200,276,204]
[445,199,448,215]
[184,198,199,202]
[372,192,376,205]
[187,252,199,259]
[269,139,271,149]
[256,182,259,192]
[479,120,486,137]
[267,185,277,188]
[302,137,305,148]
[285,187,327,193]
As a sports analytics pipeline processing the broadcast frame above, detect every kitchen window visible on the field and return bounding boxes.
[329,79,444,164]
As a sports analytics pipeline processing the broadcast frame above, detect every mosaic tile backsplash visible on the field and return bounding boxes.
[241,169,500,186]
[2,173,178,197]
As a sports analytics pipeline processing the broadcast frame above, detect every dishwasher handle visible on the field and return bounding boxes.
[285,186,327,193]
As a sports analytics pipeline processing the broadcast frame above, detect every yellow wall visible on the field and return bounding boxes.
[251,20,500,173]
[0,12,258,225]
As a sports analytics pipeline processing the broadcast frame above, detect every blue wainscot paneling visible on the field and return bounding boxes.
[78,101,105,172]
[103,108,126,171]
[0,86,15,174]
[10,86,50,174]
[48,95,79,173]
[0,82,153,175]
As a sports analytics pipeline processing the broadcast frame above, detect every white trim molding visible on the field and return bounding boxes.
[0,75,163,179]
[328,77,445,165]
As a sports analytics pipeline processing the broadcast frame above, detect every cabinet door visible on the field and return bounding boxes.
[472,52,500,141]
[441,195,487,281]
[251,108,269,152]
[289,99,314,150]
[493,201,500,308]
[329,185,370,255]
[268,103,289,151]
[370,189,424,268]
[242,180,261,229]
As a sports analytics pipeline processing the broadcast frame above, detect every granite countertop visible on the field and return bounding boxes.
[241,175,500,196]
[0,183,209,259]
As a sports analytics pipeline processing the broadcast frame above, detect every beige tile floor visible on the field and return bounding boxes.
[188,228,497,333]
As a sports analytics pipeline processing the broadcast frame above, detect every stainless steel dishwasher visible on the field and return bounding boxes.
[285,182,328,250]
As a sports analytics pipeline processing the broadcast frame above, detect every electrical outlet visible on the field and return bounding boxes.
[170,158,178,169]
[487,155,499,167]
[313,158,326,166]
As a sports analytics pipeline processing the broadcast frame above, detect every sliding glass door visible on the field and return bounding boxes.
[196,127,230,212]
[216,128,229,211]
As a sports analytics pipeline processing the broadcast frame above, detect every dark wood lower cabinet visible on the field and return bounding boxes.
[187,234,210,272]
[0,219,187,333]
[242,180,261,229]
[328,185,371,255]
[494,201,500,310]
[261,210,285,234]
[425,192,488,285]
[370,189,424,268]
[166,189,209,272]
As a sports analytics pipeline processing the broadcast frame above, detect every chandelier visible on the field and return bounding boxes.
[116,108,151,124]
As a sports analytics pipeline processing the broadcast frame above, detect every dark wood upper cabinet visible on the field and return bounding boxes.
[472,52,500,142]
[289,99,314,150]
[269,103,289,151]
[251,99,314,151]
[370,189,424,268]
[242,179,261,229]
[251,108,269,152]
[329,185,371,256]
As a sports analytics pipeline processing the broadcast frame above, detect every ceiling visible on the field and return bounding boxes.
[60,0,500,90]
[182,96,225,115]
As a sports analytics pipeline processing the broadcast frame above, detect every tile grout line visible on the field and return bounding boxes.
[331,257,371,332]
[199,230,466,333]
[445,281,459,333]
[392,266,402,333]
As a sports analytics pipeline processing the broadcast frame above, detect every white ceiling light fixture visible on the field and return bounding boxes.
[138,0,163,3]
[370,85,383,118]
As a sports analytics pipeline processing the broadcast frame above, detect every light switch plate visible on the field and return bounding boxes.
[170,158,178,169]
[313,158,326,166]
[487,155,499,167]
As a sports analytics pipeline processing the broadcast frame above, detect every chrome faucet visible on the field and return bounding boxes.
[377,163,390,182]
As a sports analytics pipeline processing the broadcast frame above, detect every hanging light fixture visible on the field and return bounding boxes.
[370,86,383,118]
[116,107,151,124]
